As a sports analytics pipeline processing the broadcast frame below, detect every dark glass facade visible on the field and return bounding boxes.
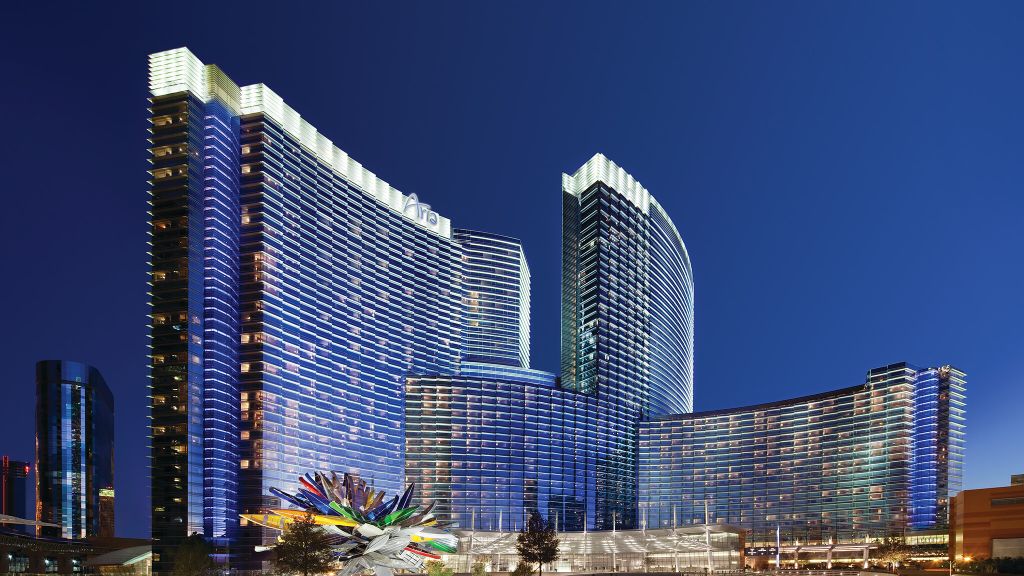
[1,457,30,527]
[35,360,114,539]
[557,154,695,529]
[559,154,694,416]
[638,363,965,544]
[148,54,241,567]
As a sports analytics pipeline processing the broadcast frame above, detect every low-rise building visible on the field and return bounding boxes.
[950,482,1024,560]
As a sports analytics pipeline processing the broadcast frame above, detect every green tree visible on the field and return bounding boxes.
[510,563,534,576]
[875,536,911,572]
[426,560,454,576]
[516,513,560,576]
[172,532,213,576]
[273,510,337,576]
[471,562,487,576]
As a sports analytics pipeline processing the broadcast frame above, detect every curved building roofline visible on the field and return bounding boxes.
[563,153,651,213]
[645,383,871,422]
[650,197,693,272]
[149,47,452,238]
[562,153,693,273]
[453,228,525,246]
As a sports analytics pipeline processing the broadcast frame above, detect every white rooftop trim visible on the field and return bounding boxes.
[148,47,451,239]
[562,153,651,214]
[148,48,240,114]
[563,154,690,268]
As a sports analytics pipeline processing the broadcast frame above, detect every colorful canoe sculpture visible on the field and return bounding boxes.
[240,471,458,576]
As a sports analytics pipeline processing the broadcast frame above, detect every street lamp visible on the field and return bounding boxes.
[950,554,972,576]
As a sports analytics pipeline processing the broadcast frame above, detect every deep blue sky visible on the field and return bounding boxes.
[1,2,1022,538]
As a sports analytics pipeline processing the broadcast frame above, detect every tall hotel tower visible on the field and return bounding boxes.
[559,154,695,528]
[406,154,694,532]
[148,47,962,570]
[147,49,535,568]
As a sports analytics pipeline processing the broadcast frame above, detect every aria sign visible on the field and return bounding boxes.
[403,193,439,228]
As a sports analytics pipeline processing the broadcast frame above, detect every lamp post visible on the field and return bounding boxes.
[950,554,971,576]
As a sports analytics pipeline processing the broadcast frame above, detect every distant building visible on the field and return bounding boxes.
[99,488,115,539]
[454,229,531,368]
[1,456,30,529]
[950,483,1024,561]
[1012,474,1023,486]
[35,361,115,539]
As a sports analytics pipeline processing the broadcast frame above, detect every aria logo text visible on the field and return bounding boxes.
[403,193,439,227]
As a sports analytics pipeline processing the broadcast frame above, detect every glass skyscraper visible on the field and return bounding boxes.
[558,153,695,529]
[407,154,695,532]
[35,360,115,539]
[148,47,967,571]
[148,51,244,565]
[560,153,694,416]
[454,230,531,368]
[1,456,30,528]
[147,48,530,569]
[638,363,966,544]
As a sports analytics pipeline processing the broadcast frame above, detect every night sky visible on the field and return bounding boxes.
[1,2,1022,538]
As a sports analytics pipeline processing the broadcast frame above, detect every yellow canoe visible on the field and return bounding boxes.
[240,513,289,531]
[269,509,358,527]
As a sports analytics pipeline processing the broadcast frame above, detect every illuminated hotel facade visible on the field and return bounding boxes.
[148,46,966,571]
[454,230,531,368]
[407,154,696,532]
[639,363,966,545]
[147,48,526,569]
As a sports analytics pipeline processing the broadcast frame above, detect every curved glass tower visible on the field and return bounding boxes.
[148,48,466,569]
[559,153,694,528]
[648,199,695,415]
[35,360,114,539]
[559,153,694,415]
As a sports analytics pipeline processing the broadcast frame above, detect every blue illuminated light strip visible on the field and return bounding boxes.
[201,100,241,543]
